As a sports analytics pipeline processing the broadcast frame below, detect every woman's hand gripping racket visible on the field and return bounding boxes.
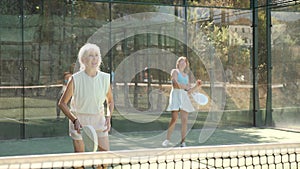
[191,80,208,106]
[74,119,98,152]
[81,125,98,152]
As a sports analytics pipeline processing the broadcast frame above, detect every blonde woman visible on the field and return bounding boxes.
[58,43,114,155]
[162,56,201,147]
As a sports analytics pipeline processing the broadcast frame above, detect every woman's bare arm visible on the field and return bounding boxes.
[58,78,77,123]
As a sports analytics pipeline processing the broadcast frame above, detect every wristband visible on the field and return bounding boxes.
[72,118,78,124]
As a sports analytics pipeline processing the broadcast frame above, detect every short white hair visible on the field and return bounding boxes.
[78,43,102,70]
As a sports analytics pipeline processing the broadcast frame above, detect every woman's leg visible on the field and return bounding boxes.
[72,140,86,169]
[97,136,110,169]
[73,140,84,152]
[166,111,179,140]
[180,110,188,143]
[98,136,110,151]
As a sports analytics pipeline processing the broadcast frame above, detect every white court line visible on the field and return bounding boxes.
[0,116,64,122]
[0,84,62,89]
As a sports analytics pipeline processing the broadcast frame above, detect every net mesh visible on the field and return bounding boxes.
[0,142,299,169]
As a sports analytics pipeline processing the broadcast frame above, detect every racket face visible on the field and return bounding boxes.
[81,125,98,152]
[192,93,208,105]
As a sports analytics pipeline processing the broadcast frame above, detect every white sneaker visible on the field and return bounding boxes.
[180,142,186,147]
[162,139,171,147]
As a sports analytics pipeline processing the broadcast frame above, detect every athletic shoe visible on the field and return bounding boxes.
[180,142,186,147]
[162,139,171,147]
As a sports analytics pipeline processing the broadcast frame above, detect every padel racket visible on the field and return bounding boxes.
[191,92,209,105]
[81,125,98,152]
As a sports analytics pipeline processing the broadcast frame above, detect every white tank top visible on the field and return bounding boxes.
[70,70,110,114]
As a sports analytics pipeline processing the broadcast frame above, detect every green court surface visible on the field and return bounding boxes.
[0,127,300,157]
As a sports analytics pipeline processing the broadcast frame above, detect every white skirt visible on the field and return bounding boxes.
[166,88,195,113]
[69,112,108,140]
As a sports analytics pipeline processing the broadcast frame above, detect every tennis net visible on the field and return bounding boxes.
[0,142,299,169]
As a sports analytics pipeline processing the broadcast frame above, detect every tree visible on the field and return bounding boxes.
[189,0,250,8]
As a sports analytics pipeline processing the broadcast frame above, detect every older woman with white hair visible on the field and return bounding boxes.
[58,43,114,155]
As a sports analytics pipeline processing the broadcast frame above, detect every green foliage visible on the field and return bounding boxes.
[188,0,250,8]
[256,2,300,85]
[113,3,157,18]
[257,10,268,84]
[0,0,41,15]
[70,1,110,20]
[188,7,250,75]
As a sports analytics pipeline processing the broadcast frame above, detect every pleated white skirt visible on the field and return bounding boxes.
[166,88,195,113]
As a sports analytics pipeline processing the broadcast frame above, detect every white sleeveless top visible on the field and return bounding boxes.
[70,70,110,114]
